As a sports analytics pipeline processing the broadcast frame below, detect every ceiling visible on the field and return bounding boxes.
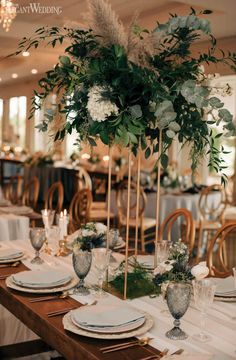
[0,0,236,86]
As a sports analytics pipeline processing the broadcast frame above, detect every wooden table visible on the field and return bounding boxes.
[0,263,160,360]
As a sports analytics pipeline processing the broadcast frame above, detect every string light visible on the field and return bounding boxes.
[0,0,17,32]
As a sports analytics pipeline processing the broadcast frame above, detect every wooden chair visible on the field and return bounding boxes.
[159,208,195,253]
[69,189,92,233]
[22,177,40,210]
[195,184,226,262]
[76,166,92,191]
[76,166,114,223]
[44,181,64,213]
[3,175,23,204]
[116,180,156,252]
[206,221,236,278]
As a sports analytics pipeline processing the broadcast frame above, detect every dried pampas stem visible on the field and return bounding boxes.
[87,0,127,49]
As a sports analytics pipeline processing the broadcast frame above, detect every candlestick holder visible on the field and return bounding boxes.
[55,236,71,257]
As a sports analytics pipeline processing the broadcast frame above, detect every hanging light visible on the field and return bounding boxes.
[0,0,17,32]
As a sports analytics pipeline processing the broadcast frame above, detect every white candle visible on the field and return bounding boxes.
[59,211,64,240]
[43,209,49,229]
[63,209,68,237]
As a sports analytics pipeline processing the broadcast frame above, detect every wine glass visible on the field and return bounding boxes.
[47,226,60,254]
[166,282,191,340]
[233,267,236,289]
[29,228,46,264]
[92,248,111,296]
[41,209,55,228]
[192,279,216,342]
[156,240,171,265]
[72,249,92,295]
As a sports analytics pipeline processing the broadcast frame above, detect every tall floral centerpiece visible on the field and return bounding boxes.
[14,0,236,298]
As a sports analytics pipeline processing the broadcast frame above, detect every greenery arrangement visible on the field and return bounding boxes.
[72,222,107,251]
[153,240,208,295]
[25,151,54,167]
[14,0,236,181]
[109,259,157,299]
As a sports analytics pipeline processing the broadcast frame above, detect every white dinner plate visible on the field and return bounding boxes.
[0,206,33,215]
[0,249,24,260]
[6,275,78,294]
[63,310,153,339]
[12,270,72,289]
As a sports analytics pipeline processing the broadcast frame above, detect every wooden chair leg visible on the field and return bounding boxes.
[141,227,145,252]
[196,223,203,263]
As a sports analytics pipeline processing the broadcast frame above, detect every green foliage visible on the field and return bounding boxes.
[110,260,158,299]
[12,8,236,181]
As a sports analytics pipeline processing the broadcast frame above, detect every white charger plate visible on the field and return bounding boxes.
[12,270,72,289]
[215,295,236,302]
[6,276,78,294]
[0,255,25,264]
[63,311,153,339]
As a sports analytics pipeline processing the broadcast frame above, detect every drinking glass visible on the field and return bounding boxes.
[107,229,119,250]
[41,210,55,228]
[29,228,46,264]
[156,240,170,265]
[166,282,191,340]
[72,249,92,295]
[92,248,111,296]
[47,226,60,255]
[192,279,216,342]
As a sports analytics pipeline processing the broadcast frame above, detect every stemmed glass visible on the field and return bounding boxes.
[41,210,55,254]
[156,240,171,265]
[166,282,191,340]
[107,229,119,263]
[92,248,111,297]
[192,279,216,342]
[29,228,46,264]
[72,249,92,295]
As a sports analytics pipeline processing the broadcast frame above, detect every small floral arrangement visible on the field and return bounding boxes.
[88,153,101,164]
[25,151,54,167]
[72,222,107,251]
[153,240,209,295]
[161,164,179,189]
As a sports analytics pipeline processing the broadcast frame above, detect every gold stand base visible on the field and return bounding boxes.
[55,238,71,257]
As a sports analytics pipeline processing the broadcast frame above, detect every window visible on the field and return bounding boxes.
[9,96,27,147]
[0,99,3,143]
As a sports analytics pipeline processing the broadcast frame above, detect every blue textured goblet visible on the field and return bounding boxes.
[166,282,191,340]
[72,249,92,295]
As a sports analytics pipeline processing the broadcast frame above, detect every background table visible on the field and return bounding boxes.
[0,213,29,241]
[111,190,221,240]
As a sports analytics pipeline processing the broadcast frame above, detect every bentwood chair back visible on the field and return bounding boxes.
[195,184,226,262]
[3,175,23,204]
[198,184,226,222]
[159,208,195,253]
[44,181,64,213]
[22,177,40,210]
[69,189,92,233]
[76,166,92,191]
[116,180,156,252]
[206,221,236,277]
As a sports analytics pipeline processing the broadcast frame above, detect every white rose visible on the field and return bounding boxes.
[81,229,94,237]
[191,261,209,280]
[154,260,175,275]
[95,222,107,234]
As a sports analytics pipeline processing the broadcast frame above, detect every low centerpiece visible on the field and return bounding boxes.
[71,222,107,295]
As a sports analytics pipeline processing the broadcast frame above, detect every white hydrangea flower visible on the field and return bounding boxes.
[87,85,119,122]
[95,222,107,234]
[191,261,209,280]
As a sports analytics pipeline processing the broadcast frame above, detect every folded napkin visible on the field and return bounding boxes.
[12,270,72,288]
[72,305,144,327]
[0,249,23,260]
[214,277,236,295]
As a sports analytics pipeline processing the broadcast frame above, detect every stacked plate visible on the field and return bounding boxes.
[6,269,78,294]
[63,304,154,339]
[214,277,236,302]
[0,249,24,263]
[128,255,154,271]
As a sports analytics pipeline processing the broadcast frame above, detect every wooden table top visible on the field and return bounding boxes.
[0,263,161,360]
